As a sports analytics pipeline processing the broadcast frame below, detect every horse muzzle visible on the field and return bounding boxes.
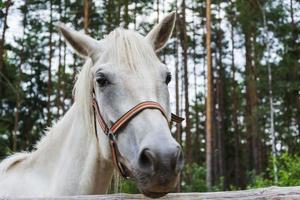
[131,144,184,198]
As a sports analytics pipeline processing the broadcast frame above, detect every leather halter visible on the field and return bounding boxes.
[92,92,184,179]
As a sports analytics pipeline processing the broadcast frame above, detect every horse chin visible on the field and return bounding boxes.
[135,173,180,198]
[140,189,168,198]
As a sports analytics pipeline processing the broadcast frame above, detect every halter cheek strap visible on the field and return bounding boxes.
[92,93,184,179]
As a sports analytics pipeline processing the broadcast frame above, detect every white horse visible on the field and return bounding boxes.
[0,12,183,198]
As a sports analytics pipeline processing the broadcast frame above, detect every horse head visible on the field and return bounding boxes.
[57,12,184,198]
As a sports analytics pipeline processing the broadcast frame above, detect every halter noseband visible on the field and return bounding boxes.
[92,91,184,179]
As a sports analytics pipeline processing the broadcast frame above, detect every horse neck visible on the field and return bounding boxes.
[32,103,114,195]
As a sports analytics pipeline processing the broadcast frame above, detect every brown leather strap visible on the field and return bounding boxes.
[92,99,182,134]
[92,96,184,179]
[111,101,169,134]
[171,113,184,123]
[108,133,127,177]
[92,99,109,134]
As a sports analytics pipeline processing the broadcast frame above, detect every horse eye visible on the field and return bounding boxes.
[165,73,172,85]
[96,74,110,87]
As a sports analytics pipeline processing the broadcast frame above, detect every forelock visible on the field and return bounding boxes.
[102,28,162,73]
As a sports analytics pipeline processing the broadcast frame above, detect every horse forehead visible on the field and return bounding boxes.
[92,62,161,89]
[117,66,160,90]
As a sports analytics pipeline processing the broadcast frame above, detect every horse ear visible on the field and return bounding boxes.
[146,11,176,52]
[56,23,99,59]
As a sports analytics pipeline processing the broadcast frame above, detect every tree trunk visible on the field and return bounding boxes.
[0,0,12,97]
[174,14,181,146]
[133,0,137,30]
[13,0,28,151]
[62,0,67,114]
[205,0,213,191]
[252,33,263,174]
[215,3,225,188]
[124,0,129,28]
[260,2,278,184]
[192,0,200,163]
[156,0,159,23]
[83,0,89,34]
[62,42,67,114]
[229,5,243,187]
[12,97,20,151]
[116,0,121,26]
[174,18,181,193]
[179,0,192,167]
[212,68,218,186]
[244,30,260,174]
[231,21,239,187]
[56,0,63,117]
[47,0,53,126]
[290,0,295,27]
[106,0,112,33]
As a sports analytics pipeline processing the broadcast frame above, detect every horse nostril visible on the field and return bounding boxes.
[138,149,157,173]
[172,146,184,174]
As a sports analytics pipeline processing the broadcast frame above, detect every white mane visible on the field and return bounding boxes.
[0,104,77,175]
[73,58,94,136]
[0,153,29,174]
[0,59,95,176]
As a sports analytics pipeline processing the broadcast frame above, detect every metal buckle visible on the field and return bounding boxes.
[108,131,115,142]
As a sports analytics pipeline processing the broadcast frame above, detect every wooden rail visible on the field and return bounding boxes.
[1,186,300,200]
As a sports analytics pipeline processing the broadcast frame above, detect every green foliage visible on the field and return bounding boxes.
[247,171,272,189]
[249,153,300,188]
[182,163,207,192]
[276,154,300,186]
[119,179,139,194]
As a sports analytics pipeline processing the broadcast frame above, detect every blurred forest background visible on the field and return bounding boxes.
[1,0,300,193]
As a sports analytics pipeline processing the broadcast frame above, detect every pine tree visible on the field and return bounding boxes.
[205,0,213,191]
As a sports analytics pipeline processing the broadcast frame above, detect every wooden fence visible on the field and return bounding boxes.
[1,186,300,200]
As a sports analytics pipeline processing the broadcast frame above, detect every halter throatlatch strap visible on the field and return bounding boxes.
[171,113,184,123]
[92,96,184,179]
